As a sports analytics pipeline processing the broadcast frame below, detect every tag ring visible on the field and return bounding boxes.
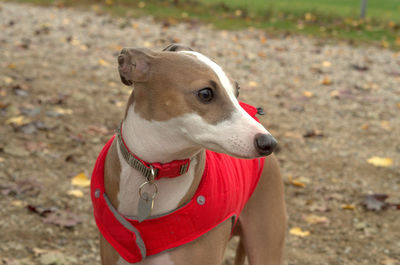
[139,181,158,200]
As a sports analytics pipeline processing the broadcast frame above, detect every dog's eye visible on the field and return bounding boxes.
[197,88,214,103]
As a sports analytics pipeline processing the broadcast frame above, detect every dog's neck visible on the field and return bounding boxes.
[115,104,205,217]
[121,104,201,163]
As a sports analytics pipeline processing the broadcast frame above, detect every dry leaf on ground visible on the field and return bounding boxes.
[67,189,84,198]
[341,204,355,210]
[367,157,393,167]
[289,227,310,237]
[98,58,110,66]
[303,214,330,224]
[321,76,333,85]
[5,115,31,126]
[43,212,81,228]
[303,129,324,138]
[303,91,313,98]
[71,173,90,187]
[362,194,389,211]
[248,81,258,88]
[287,175,309,188]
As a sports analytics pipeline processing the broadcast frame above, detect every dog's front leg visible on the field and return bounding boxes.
[238,154,287,265]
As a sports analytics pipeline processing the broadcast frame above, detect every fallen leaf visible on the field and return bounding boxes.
[7,63,16,69]
[289,227,310,237]
[351,64,369,71]
[27,205,57,217]
[67,189,83,198]
[397,103,400,109]
[361,123,369,130]
[4,76,14,84]
[341,204,355,210]
[367,156,393,167]
[321,76,332,85]
[259,35,267,44]
[304,13,316,21]
[5,115,31,126]
[362,194,389,211]
[1,179,42,197]
[11,200,24,207]
[110,45,123,51]
[330,90,340,98]
[53,107,73,115]
[322,61,331,67]
[380,121,391,131]
[303,91,313,98]
[288,174,307,188]
[46,107,73,117]
[98,59,110,66]
[381,40,390,48]
[248,81,258,88]
[138,1,145,8]
[303,129,324,138]
[234,9,242,17]
[303,214,329,224]
[71,173,90,187]
[33,247,49,256]
[43,211,81,228]
[258,51,267,58]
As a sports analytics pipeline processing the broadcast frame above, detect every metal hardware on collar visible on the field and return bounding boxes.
[139,181,158,200]
[148,165,155,183]
[115,122,191,180]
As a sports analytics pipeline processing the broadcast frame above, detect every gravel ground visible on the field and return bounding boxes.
[0,2,399,265]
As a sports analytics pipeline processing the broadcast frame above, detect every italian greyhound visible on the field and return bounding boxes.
[91,44,287,265]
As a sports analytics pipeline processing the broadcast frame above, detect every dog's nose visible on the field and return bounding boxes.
[254,134,277,156]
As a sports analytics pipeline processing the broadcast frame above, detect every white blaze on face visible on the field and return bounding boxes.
[180,51,271,158]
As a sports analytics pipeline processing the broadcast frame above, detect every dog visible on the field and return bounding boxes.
[90,44,287,265]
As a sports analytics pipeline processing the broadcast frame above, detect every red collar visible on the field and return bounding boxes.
[116,123,190,180]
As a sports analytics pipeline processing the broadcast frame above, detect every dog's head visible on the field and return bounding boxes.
[118,44,276,159]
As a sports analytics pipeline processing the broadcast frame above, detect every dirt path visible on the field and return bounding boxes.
[0,3,399,265]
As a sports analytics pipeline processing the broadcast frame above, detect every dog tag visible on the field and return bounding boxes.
[138,191,153,222]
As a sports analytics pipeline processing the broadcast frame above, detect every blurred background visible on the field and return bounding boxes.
[0,0,399,264]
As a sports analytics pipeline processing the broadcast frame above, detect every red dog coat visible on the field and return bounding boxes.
[91,102,265,263]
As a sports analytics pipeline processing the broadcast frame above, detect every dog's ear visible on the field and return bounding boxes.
[118,48,153,86]
[162,43,193,52]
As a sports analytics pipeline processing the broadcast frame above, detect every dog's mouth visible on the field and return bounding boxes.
[198,140,259,159]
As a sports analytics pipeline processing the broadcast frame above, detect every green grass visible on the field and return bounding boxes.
[4,0,400,49]
[202,0,400,22]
